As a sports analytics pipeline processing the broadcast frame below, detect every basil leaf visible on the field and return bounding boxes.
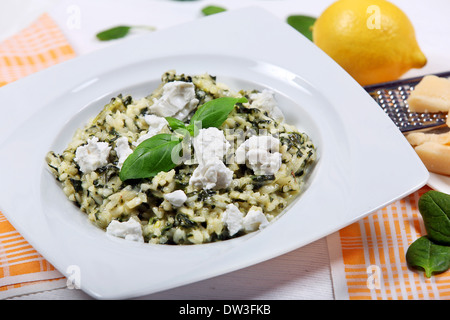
[419,191,450,245]
[406,236,450,277]
[96,25,155,41]
[202,5,227,16]
[119,97,246,180]
[286,15,316,41]
[187,96,247,134]
[119,134,181,181]
[165,116,187,131]
[96,26,132,41]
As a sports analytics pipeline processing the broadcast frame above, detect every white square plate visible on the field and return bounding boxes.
[0,8,428,299]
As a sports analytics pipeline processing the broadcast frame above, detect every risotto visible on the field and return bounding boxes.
[46,71,316,244]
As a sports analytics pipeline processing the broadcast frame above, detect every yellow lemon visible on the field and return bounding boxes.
[312,0,427,86]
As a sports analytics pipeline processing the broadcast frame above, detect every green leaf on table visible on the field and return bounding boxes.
[96,26,132,41]
[119,134,181,181]
[419,190,450,245]
[406,236,450,278]
[187,96,247,135]
[96,25,156,41]
[286,15,316,41]
[201,5,227,16]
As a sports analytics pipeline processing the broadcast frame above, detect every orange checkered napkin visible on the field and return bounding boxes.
[0,13,75,86]
[328,186,450,300]
[0,13,75,299]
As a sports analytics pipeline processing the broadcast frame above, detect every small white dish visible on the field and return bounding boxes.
[0,7,428,299]
[428,173,450,194]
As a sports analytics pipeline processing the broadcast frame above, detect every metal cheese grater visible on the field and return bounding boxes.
[364,71,450,133]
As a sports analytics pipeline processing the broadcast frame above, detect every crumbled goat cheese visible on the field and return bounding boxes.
[149,81,199,120]
[114,137,133,169]
[249,89,284,121]
[189,157,233,190]
[164,190,187,208]
[106,218,144,242]
[235,135,282,175]
[222,204,244,236]
[193,127,231,164]
[243,207,269,232]
[74,137,111,173]
[144,114,168,129]
[133,114,168,146]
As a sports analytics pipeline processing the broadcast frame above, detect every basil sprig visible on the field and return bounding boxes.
[119,96,247,181]
[165,96,247,136]
[406,191,450,277]
[165,117,187,132]
[186,96,247,135]
[119,134,181,181]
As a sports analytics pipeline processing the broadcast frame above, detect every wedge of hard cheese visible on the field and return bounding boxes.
[414,142,450,176]
[407,75,450,113]
[406,131,450,146]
